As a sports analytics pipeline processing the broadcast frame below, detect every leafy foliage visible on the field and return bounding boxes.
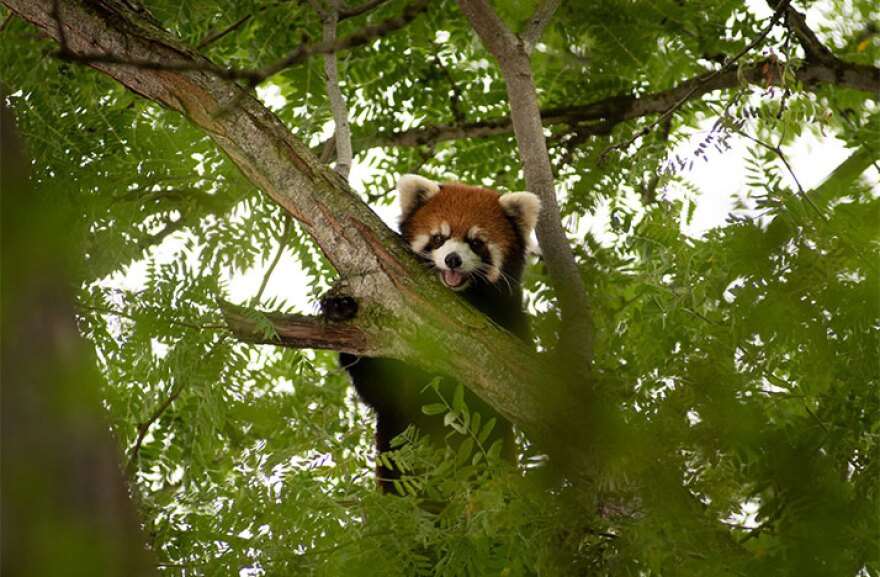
[2,0,878,575]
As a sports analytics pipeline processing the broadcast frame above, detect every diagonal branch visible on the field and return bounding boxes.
[768,0,835,64]
[197,13,253,49]
[345,57,879,152]
[339,0,391,20]
[126,379,186,474]
[251,215,293,305]
[4,0,568,476]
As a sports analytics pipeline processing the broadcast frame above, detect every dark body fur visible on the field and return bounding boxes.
[338,275,527,490]
[326,178,538,492]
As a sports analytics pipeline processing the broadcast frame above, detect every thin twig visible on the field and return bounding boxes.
[599,0,792,161]
[339,0,390,20]
[137,216,187,249]
[641,116,673,204]
[256,0,429,84]
[429,51,466,123]
[52,0,430,89]
[521,0,561,54]
[197,14,252,49]
[0,11,15,31]
[310,0,354,179]
[252,215,293,304]
[735,129,825,219]
[126,379,187,474]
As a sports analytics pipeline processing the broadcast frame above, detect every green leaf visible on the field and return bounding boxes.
[456,438,474,466]
[422,403,447,416]
[452,383,465,415]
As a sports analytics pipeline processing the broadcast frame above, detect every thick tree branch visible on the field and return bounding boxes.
[346,57,879,152]
[220,301,369,353]
[769,0,835,65]
[3,0,568,475]
[457,0,595,372]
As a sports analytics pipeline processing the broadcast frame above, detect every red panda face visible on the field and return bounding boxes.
[396,175,540,291]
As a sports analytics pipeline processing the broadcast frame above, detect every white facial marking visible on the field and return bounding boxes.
[410,233,430,254]
[433,240,482,273]
[467,226,482,239]
[440,222,451,237]
[486,243,503,282]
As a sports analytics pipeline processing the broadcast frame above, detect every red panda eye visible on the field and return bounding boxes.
[469,238,485,250]
[431,234,445,247]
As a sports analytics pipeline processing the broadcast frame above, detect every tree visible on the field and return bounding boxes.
[1,0,877,575]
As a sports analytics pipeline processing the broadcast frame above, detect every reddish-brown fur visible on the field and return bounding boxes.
[400,184,519,257]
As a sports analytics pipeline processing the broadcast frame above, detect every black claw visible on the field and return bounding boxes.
[321,295,359,322]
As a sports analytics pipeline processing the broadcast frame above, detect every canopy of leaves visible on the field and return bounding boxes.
[2,0,877,575]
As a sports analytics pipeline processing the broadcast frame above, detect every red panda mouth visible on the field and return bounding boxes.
[442,269,466,288]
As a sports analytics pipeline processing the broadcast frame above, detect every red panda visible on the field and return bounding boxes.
[325,174,540,493]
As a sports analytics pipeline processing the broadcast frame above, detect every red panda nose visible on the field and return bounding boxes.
[445,253,462,269]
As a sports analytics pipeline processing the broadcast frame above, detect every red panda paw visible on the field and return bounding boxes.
[320,294,359,322]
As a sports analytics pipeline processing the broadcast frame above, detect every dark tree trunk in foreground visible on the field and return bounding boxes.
[1,104,156,577]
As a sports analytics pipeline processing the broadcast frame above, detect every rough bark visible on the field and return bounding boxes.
[221,301,369,353]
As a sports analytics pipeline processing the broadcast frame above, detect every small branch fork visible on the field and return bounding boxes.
[521,0,560,54]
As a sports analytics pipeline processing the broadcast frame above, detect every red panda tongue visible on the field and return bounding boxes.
[443,269,464,287]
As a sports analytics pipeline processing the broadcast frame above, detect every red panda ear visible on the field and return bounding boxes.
[397,174,440,222]
[499,192,541,238]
